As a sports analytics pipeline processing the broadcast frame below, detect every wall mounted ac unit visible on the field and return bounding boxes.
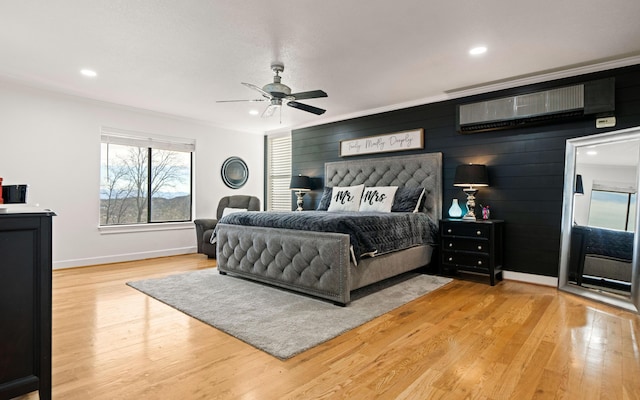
[456,78,615,133]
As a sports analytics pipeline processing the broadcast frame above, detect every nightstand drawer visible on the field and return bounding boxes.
[441,222,491,239]
[443,237,489,253]
[442,251,490,271]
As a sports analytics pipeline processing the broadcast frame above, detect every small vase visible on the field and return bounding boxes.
[448,198,462,218]
[482,206,490,220]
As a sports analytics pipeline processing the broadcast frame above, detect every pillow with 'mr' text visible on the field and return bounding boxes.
[327,184,365,212]
[359,186,398,212]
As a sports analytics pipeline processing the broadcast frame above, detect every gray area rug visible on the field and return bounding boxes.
[127,269,452,359]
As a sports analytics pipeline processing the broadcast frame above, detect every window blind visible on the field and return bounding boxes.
[592,180,637,194]
[266,134,292,211]
[101,127,195,152]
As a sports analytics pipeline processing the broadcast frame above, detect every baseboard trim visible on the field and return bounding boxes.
[53,246,197,269]
[54,251,560,288]
[503,270,558,287]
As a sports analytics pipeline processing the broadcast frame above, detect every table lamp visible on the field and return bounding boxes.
[574,174,584,195]
[454,164,489,220]
[289,175,312,211]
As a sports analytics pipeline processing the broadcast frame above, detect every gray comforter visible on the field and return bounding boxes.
[213,211,438,261]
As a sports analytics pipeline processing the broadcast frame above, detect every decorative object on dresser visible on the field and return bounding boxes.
[481,205,490,220]
[1,184,28,204]
[0,209,55,400]
[440,218,504,285]
[448,198,463,218]
[453,164,489,220]
[289,174,312,211]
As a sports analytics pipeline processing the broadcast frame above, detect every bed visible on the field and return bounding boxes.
[570,225,633,290]
[215,152,442,305]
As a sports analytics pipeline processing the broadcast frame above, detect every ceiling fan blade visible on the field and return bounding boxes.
[290,90,327,100]
[216,99,266,103]
[242,82,272,99]
[287,101,326,115]
[261,104,278,118]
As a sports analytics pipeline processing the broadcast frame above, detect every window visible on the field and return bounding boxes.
[100,128,194,226]
[266,134,292,211]
[587,181,637,232]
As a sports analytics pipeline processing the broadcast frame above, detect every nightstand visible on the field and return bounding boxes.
[440,218,504,285]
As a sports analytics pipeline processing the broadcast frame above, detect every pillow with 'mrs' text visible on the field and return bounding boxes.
[359,186,398,212]
[327,184,365,212]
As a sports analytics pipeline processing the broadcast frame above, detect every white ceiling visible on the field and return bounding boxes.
[2,1,640,135]
[577,141,640,167]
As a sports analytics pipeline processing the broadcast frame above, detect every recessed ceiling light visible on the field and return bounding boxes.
[587,150,598,155]
[80,69,97,77]
[249,109,259,116]
[469,46,487,55]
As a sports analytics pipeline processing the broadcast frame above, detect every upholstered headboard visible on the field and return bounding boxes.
[324,152,443,222]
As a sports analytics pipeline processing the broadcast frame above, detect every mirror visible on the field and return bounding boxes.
[221,157,249,189]
[559,127,640,313]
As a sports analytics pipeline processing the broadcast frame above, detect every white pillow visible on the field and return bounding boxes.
[327,184,365,212]
[359,186,398,212]
[222,207,247,217]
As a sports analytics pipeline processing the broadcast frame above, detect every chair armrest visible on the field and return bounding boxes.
[194,218,218,231]
[194,219,218,254]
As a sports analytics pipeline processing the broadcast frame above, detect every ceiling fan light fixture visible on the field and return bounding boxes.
[262,81,291,96]
[262,104,279,118]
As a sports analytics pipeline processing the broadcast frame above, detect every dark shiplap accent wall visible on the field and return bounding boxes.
[291,64,640,277]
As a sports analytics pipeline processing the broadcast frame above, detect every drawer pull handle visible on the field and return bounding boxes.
[447,228,452,233]
[477,260,483,265]
[448,243,453,248]
[477,245,483,250]
[448,257,453,262]
[476,230,482,236]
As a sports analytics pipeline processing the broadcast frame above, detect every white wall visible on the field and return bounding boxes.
[0,80,264,268]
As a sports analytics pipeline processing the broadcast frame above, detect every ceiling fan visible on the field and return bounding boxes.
[217,63,327,118]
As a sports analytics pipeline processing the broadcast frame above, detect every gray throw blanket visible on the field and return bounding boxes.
[212,211,438,261]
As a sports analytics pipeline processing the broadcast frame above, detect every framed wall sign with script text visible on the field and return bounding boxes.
[339,128,424,157]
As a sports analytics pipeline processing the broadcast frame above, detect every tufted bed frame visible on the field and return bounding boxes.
[216,152,443,305]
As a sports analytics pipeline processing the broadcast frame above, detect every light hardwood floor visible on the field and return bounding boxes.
[17,254,640,400]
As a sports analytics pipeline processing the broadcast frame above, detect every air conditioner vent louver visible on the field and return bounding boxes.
[456,78,614,133]
[458,110,585,133]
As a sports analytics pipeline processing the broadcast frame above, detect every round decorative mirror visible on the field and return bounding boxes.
[221,157,249,189]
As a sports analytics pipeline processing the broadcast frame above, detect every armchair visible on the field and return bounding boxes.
[194,195,261,258]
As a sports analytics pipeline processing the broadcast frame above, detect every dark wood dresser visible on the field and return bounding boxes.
[440,218,504,285]
[0,210,55,400]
